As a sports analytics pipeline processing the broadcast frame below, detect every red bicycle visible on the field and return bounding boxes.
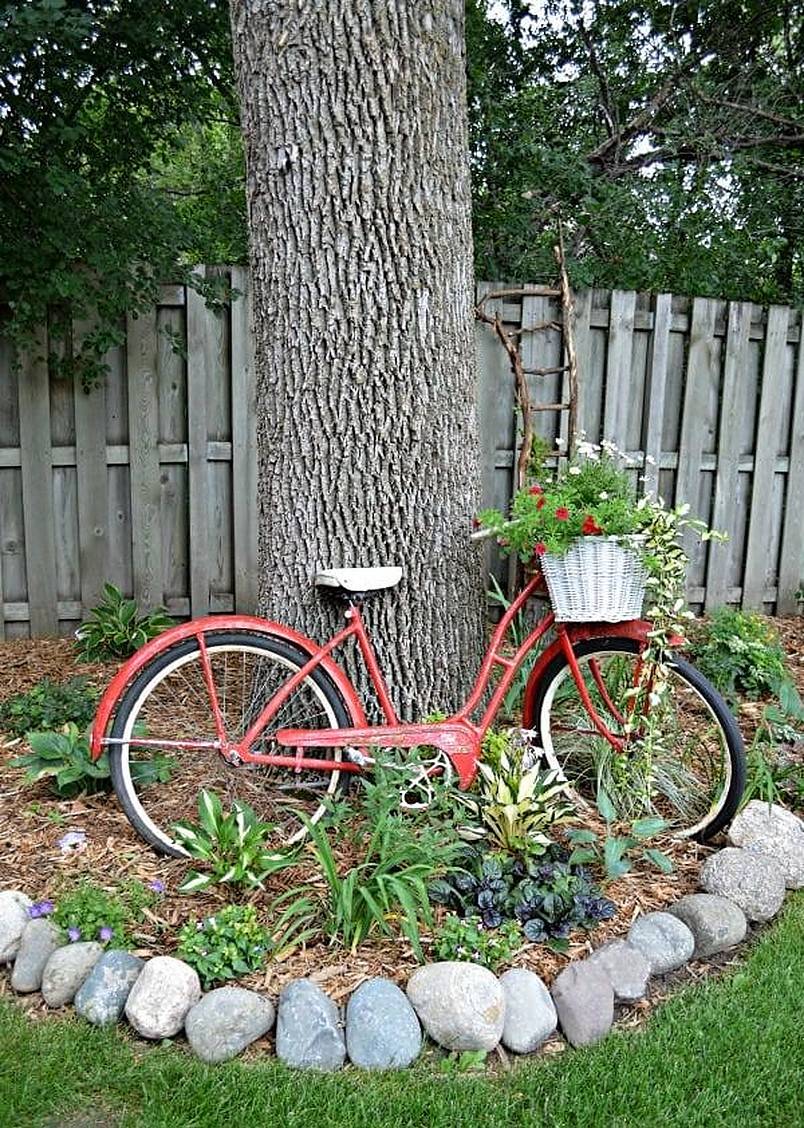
[90,563,745,855]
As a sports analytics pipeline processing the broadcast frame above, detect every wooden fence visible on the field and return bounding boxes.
[0,272,802,638]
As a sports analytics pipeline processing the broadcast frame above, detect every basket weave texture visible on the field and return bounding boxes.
[540,536,647,622]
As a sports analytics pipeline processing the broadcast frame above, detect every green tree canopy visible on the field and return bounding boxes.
[1,0,801,380]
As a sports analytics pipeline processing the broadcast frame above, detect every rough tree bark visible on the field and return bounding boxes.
[229,1,485,718]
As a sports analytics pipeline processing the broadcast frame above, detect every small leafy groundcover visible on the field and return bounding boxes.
[430,846,615,951]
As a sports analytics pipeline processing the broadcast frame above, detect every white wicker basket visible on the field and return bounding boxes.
[540,536,648,622]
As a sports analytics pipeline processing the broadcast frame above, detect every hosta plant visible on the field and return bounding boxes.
[74,582,173,662]
[171,789,296,893]
[11,724,173,797]
[470,728,574,854]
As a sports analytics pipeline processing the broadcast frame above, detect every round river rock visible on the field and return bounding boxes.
[345,977,422,1070]
[406,962,504,1052]
[627,911,695,975]
[186,986,275,1064]
[125,955,201,1039]
[499,968,557,1053]
[700,847,786,922]
[0,891,33,963]
[551,959,614,1047]
[668,894,747,958]
[728,801,804,890]
[74,950,145,1026]
[276,979,346,1072]
[42,941,103,1007]
[587,939,651,1001]
[11,918,61,993]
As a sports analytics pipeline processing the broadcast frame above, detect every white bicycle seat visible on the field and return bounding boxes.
[315,567,403,594]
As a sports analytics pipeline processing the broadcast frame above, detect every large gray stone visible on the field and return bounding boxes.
[345,978,422,1070]
[551,960,614,1047]
[627,912,695,975]
[74,950,145,1027]
[587,939,651,1001]
[185,987,275,1064]
[0,891,33,963]
[276,979,346,1072]
[499,968,557,1054]
[668,894,747,958]
[700,847,786,922]
[42,941,103,1007]
[406,962,504,1052]
[11,918,61,992]
[728,801,804,889]
[124,955,201,1039]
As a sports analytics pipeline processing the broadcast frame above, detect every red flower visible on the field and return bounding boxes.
[471,515,480,530]
[581,514,603,535]
[533,542,547,556]
[528,483,543,495]
[498,537,510,547]
[536,496,546,510]
[555,507,570,521]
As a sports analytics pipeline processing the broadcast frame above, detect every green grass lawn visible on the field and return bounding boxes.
[2,895,802,1128]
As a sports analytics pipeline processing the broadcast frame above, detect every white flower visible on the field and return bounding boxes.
[645,454,657,466]
[569,465,581,475]
[555,437,567,448]
[598,491,609,499]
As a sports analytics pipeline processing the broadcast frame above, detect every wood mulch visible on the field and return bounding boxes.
[1,616,802,1007]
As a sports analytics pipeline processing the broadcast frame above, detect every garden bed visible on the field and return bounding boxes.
[0,618,802,1005]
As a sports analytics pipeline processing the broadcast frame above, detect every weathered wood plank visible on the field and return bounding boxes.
[676,298,719,576]
[743,306,792,609]
[777,314,804,613]
[706,303,753,609]
[17,329,58,635]
[126,310,163,610]
[231,267,259,613]
[186,276,213,616]
[73,322,108,616]
[642,293,672,497]
[602,290,636,446]
[572,288,597,439]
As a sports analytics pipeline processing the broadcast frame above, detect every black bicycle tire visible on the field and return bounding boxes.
[108,629,356,856]
[524,636,746,841]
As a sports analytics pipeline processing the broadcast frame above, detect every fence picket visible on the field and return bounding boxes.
[231,267,259,613]
[643,293,672,497]
[73,321,108,617]
[126,309,163,612]
[603,290,636,446]
[17,329,58,635]
[706,302,753,610]
[186,275,213,617]
[743,306,791,610]
[777,313,804,614]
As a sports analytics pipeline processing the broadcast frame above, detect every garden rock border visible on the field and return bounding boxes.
[1,804,802,1070]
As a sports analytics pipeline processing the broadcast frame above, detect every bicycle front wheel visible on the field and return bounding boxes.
[525,637,745,840]
[108,630,357,856]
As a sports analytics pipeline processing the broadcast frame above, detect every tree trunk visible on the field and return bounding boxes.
[229,0,485,719]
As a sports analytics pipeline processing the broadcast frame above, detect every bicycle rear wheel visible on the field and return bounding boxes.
[525,637,745,840]
[108,630,357,855]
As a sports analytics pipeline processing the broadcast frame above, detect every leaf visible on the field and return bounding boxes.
[643,848,674,874]
[197,789,223,837]
[177,871,212,893]
[630,816,669,840]
[565,828,597,844]
[596,787,617,824]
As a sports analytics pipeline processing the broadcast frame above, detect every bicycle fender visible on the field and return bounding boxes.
[89,615,367,760]
[521,619,656,728]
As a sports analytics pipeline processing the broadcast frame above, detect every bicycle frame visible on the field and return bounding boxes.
[91,572,652,790]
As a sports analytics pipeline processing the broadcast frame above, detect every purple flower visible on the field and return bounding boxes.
[98,925,113,942]
[28,900,55,919]
[148,879,166,894]
[67,926,81,942]
[58,830,87,854]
